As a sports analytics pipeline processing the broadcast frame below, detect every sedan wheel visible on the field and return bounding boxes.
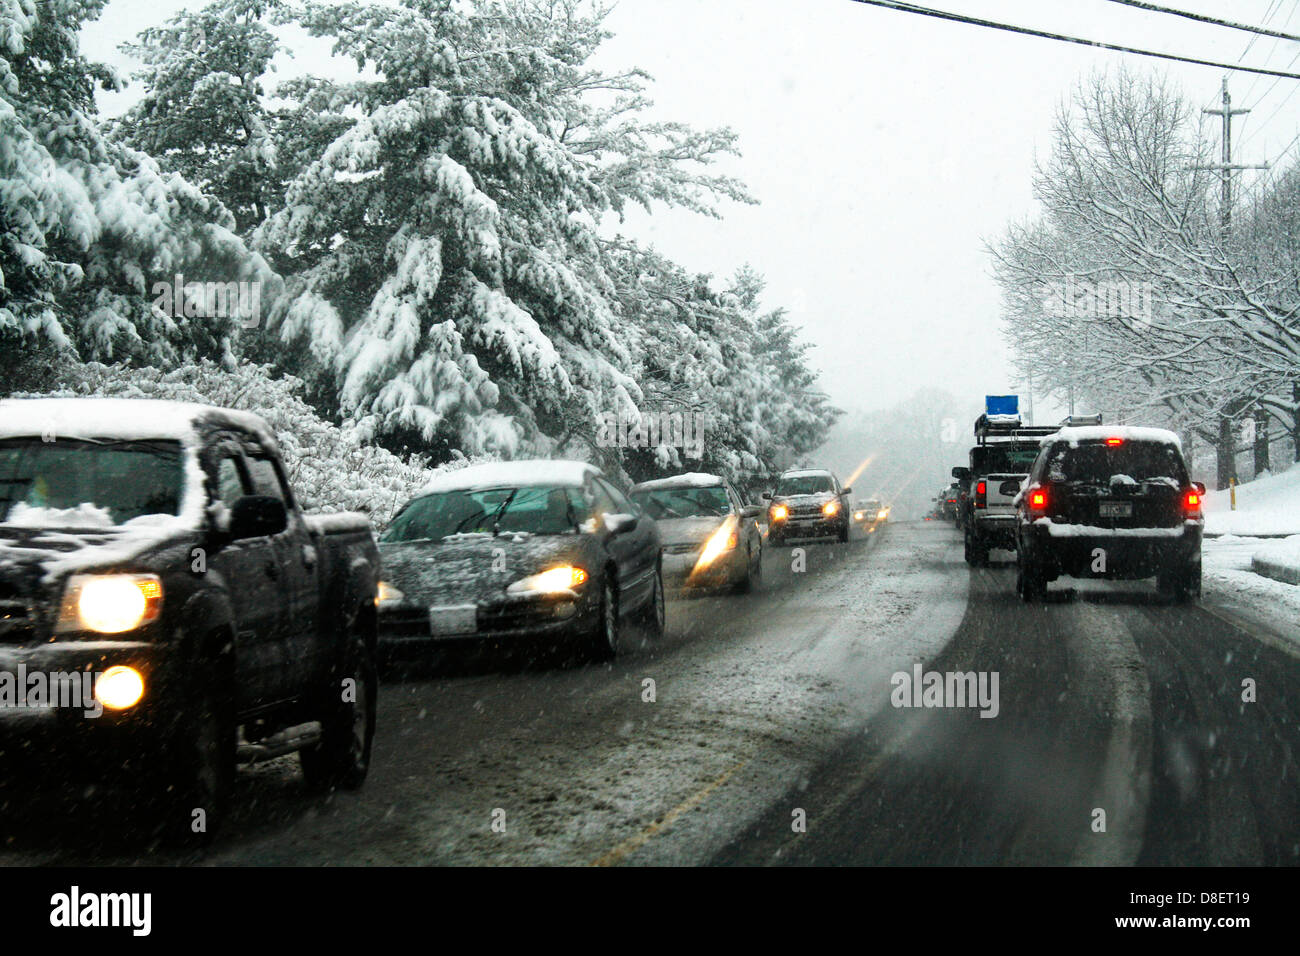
[587,579,620,661]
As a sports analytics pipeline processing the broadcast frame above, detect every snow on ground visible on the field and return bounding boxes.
[1198,464,1300,638]
[1203,535,1300,642]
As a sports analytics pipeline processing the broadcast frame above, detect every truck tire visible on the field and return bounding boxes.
[838,520,850,543]
[155,681,235,846]
[300,626,377,791]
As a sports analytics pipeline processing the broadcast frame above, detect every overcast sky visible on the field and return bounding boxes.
[81,0,1300,420]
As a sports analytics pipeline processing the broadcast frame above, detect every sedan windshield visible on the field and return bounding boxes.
[631,485,730,519]
[382,485,585,541]
[0,438,184,526]
[775,475,833,496]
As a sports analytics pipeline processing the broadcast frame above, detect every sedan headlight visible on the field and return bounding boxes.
[507,566,589,595]
[376,580,405,608]
[57,574,163,634]
[694,515,739,573]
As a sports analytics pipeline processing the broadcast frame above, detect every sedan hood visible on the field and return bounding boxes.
[653,516,726,548]
[378,533,593,606]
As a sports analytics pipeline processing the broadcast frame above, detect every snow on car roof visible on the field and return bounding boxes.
[780,469,833,478]
[629,472,723,492]
[1048,425,1182,448]
[0,397,278,450]
[417,459,602,494]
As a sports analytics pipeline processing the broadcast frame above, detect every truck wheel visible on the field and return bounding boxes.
[156,683,235,846]
[586,578,620,662]
[838,520,850,543]
[300,628,377,791]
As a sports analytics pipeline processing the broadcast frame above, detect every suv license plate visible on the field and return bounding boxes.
[1099,501,1132,518]
[430,604,477,636]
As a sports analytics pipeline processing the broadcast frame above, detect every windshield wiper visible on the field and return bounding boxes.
[489,489,519,536]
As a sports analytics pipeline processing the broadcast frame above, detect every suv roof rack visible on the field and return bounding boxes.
[973,414,1060,446]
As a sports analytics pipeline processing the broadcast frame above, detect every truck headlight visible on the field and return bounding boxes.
[95,665,146,710]
[507,566,588,595]
[376,580,404,608]
[57,574,163,634]
[823,501,841,517]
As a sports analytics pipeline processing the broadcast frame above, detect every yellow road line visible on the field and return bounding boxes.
[590,760,748,867]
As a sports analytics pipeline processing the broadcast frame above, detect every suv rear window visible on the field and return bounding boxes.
[1043,440,1188,487]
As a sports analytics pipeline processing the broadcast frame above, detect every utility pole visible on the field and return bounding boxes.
[1195,78,1270,489]
[1198,77,1269,235]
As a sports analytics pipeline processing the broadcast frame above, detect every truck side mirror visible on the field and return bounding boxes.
[951,466,971,480]
[229,495,288,540]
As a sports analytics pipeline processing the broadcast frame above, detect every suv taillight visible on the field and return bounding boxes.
[1027,487,1048,515]
[1185,489,1201,513]
[975,480,986,509]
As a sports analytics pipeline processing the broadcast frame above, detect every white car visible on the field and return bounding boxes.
[630,473,764,593]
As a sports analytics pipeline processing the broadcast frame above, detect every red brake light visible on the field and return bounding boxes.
[976,481,986,495]
[1105,437,1123,446]
[1185,490,1201,509]
[1029,490,1047,510]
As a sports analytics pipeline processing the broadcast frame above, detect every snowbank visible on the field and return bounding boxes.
[1202,462,1300,537]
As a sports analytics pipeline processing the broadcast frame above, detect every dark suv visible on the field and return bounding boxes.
[763,469,852,545]
[1014,426,1205,602]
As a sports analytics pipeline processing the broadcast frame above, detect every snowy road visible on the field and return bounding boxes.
[3,521,1298,865]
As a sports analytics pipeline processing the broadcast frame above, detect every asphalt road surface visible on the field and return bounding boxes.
[3,520,1298,865]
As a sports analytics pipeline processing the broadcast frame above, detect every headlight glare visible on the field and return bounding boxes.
[57,574,163,634]
[507,566,589,595]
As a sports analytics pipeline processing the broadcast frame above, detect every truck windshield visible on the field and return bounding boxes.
[971,445,1040,474]
[382,485,583,541]
[631,485,730,519]
[775,475,833,495]
[0,438,185,526]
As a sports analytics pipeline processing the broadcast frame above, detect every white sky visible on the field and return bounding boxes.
[80,0,1300,419]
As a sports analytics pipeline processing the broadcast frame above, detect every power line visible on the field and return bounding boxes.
[1102,0,1300,43]
[847,0,1300,79]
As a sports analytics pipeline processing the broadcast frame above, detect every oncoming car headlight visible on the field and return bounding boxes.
[694,515,740,573]
[823,500,841,517]
[57,574,163,634]
[507,566,589,595]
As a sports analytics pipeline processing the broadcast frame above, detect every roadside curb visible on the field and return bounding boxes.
[1251,555,1300,586]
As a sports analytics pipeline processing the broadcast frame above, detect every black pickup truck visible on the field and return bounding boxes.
[0,398,379,842]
